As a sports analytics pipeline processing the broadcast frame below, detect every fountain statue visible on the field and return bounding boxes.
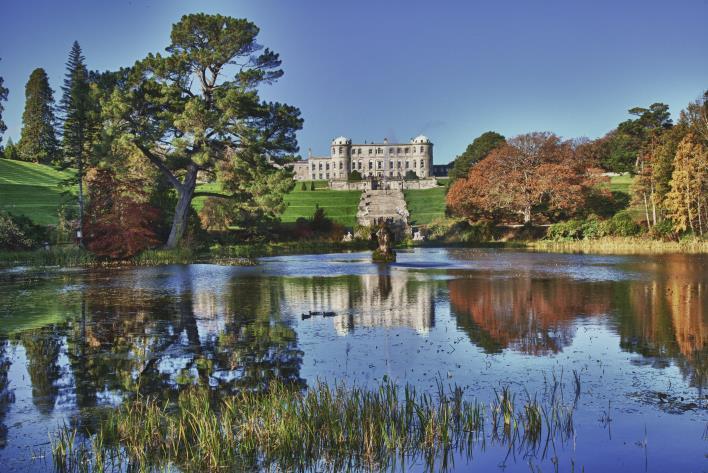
[372,219,396,263]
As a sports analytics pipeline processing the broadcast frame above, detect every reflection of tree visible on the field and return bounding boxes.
[449,274,608,355]
[0,339,14,449]
[618,264,707,389]
[214,277,304,391]
[20,328,62,414]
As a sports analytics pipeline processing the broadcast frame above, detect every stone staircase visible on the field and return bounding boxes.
[357,189,410,238]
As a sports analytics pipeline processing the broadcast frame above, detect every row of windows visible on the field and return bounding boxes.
[351,159,425,170]
[309,171,423,180]
[332,146,427,156]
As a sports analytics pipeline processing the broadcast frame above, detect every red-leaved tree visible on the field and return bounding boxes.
[83,168,161,259]
[448,132,605,224]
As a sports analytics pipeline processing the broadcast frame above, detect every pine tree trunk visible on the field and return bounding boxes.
[165,164,198,249]
[77,149,84,247]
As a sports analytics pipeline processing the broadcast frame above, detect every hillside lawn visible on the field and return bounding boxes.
[0,158,75,225]
[281,181,360,227]
[194,180,361,228]
[404,186,447,225]
[0,160,639,230]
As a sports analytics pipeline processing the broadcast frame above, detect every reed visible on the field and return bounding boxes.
[529,236,708,254]
[51,379,578,473]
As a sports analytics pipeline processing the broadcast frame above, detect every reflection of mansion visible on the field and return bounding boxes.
[283,275,435,335]
[291,135,438,189]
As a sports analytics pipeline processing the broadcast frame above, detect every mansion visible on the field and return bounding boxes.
[292,135,434,181]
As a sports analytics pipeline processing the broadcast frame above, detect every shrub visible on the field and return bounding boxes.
[348,170,362,182]
[404,170,419,181]
[546,220,585,241]
[0,211,42,250]
[648,219,677,241]
[605,211,641,237]
[309,181,315,191]
[301,182,307,191]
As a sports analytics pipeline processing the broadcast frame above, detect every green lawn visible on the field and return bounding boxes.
[609,173,633,194]
[404,186,447,225]
[0,158,75,225]
[282,181,360,227]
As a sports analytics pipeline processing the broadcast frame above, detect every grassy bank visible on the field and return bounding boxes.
[0,240,374,269]
[0,158,76,225]
[52,379,577,473]
[529,236,708,254]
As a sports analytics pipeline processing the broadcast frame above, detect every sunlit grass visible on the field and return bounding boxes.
[52,378,578,472]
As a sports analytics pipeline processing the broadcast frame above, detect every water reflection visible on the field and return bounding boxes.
[281,274,435,334]
[0,250,705,470]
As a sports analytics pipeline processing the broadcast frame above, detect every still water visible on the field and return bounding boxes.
[0,248,705,472]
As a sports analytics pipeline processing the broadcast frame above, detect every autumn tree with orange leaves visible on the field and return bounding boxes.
[447,132,604,225]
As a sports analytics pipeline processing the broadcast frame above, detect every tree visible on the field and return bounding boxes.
[0,59,8,146]
[448,131,505,182]
[348,169,362,181]
[83,168,162,258]
[60,41,93,245]
[448,132,602,224]
[18,68,59,163]
[664,134,707,235]
[404,169,419,180]
[105,14,302,248]
[631,124,686,227]
[598,103,673,173]
[2,138,19,161]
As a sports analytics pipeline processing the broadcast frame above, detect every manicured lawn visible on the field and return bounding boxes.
[0,158,76,225]
[609,173,633,194]
[404,186,447,225]
[282,181,360,227]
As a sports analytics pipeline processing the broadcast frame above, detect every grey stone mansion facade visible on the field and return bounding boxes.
[291,135,434,181]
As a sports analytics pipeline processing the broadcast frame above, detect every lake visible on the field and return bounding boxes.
[0,248,705,472]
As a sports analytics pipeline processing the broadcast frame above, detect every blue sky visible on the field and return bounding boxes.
[1,0,707,163]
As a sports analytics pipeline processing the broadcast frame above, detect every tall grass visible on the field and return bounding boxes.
[530,236,708,254]
[52,378,577,473]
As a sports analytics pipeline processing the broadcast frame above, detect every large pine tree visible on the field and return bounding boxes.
[60,41,92,245]
[0,59,8,146]
[18,68,59,163]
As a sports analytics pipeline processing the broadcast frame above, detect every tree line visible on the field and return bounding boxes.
[0,14,303,255]
[447,96,708,238]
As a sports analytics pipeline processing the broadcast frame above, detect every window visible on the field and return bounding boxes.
[326,163,330,170]
[414,160,417,168]
[397,147,401,154]
[420,146,424,153]
[389,161,394,169]
[420,159,425,168]
[405,147,409,154]
[319,163,322,170]
[352,162,356,170]
[332,147,335,155]
[326,173,330,179]
[377,161,382,169]
[389,148,394,153]
[319,173,323,179]
[369,161,373,170]
[339,161,343,169]
[358,161,362,169]
[311,164,316,171]
[405,161,410,169]
[397,160,401,168]
[368,149,372,155]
